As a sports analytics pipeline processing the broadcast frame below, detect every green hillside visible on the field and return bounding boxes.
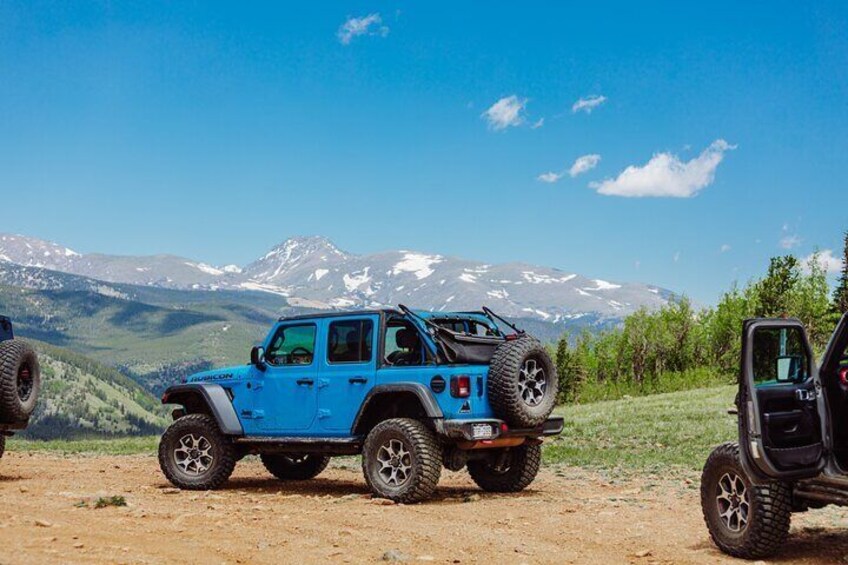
[18,341,168,440]
[0,284,282,392]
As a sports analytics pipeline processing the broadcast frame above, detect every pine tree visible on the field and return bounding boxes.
[833,230,848,315]
[754,255,800,318]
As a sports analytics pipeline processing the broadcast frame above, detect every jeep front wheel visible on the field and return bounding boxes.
[701,442,791,559]
[362,418,442,504]
[467,443,541,492]
[158,414,236,490]
[261,453,331,481]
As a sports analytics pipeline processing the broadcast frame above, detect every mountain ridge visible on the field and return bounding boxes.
[0,233,673,323]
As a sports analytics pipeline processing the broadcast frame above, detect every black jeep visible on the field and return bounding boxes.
[0,316,41,458]
[701,312,848,558]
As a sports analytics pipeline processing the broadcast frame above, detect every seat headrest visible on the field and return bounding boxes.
[396,328,419,349]
[345,328,361,346]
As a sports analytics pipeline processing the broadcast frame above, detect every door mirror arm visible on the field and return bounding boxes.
[250,346,267,372]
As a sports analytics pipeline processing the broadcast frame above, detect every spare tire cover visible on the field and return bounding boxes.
[488,336,558,428]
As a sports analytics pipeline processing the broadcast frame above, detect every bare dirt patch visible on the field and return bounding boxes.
[1,453,848,564]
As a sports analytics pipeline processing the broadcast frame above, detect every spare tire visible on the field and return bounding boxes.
[0,340,40,423]
[488,336,558,428]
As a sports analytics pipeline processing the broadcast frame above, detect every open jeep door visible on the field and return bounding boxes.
[739,318,826,480]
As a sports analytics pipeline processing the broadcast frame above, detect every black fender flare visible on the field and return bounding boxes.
[161,383,243,436]
[351,383,443,435]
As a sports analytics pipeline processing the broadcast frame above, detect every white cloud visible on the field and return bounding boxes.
[803,249,844,274]
[780,234,802,250]
[720,244,732,253]
[673,251,681,263]
[536,171,563,183]
[589,139,736,198]
[572,95,607,114]
[481,95,527,130]
[569,154,601,177]
[531,118,545,129]
[337,14,389,45]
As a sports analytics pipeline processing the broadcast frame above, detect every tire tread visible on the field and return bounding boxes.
[362,418,442,504]
[700,442,791,559]
[158,414,236,490]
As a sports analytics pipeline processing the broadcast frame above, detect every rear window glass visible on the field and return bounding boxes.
[328,319,373,364]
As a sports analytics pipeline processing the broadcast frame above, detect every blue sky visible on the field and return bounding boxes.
[1,2,846,304]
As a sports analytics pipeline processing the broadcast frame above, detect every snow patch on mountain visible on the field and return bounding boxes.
[391,253,443,280]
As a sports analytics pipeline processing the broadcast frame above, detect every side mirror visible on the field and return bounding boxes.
[250,346,267,372]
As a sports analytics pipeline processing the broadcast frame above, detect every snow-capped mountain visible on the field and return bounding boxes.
[0,233,672,322]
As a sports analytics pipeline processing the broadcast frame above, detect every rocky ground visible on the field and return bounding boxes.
[1,453,848,564]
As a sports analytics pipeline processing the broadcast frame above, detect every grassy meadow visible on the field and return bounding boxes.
[8,384,739,473]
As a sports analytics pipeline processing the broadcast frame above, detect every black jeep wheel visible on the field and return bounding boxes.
[362,418,442,504]
[261,453,331,481]
[467,443,541,492]
[0,340,40,423]
[701,442,791,559]
[158,414,236,490]
[488,336,558,428]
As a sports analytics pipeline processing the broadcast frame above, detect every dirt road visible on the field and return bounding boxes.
[1,453,848,564]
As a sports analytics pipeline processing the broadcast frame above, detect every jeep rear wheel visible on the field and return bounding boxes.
[261,453,331,481]
[158,414,236,490]
[467,443,541,492]
[0,340,41,423]
[362,418,441,504]
[701,442,791,559]
[488,337,558,428]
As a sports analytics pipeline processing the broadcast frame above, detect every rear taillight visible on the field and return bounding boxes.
[450,375,471,398]
[840,368,848,386]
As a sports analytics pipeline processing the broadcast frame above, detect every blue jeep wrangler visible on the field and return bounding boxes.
[0,316,41,459]
[159,306,563,503]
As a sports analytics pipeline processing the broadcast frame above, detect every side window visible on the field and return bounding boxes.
[752,326,810,386]
[384,321,424,366]
[266,324,316,366]
[328,319,373,364]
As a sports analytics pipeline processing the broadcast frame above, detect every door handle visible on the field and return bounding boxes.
[296,378,314,386]
[796,389,815,402]
[349,377,368,384]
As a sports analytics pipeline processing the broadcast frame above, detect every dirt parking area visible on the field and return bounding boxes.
[1,453,848,564]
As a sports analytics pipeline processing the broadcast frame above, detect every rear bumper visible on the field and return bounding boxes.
[439,416,564,442]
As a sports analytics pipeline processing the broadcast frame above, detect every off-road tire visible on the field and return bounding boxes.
[261,453,331,481]
[701,442,791,559]
[0,340,40,423]
[362,418,442,504]
[488,336,558,428]
[0,435,5,460]
[158,414,236,490]
[467,443,541,492]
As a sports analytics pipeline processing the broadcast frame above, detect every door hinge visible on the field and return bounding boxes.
[318,409,331,419]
